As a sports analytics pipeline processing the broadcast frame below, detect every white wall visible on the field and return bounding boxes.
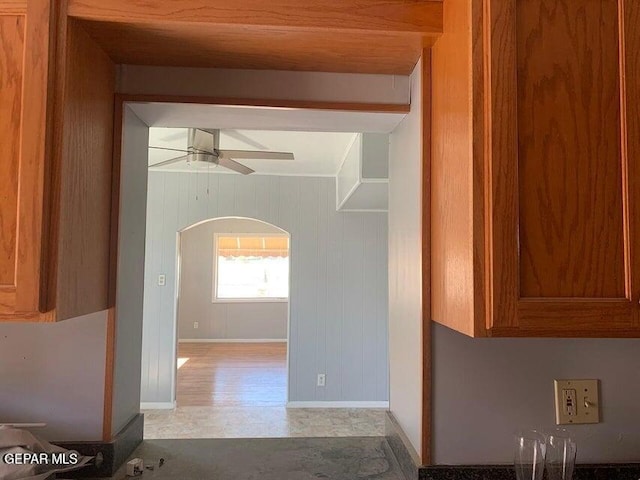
[178,217,287,341]
[0,311,107,441]
[388,58,424,459]
[336,135,361,207]
[336,134,390,212]
[433,324,640,464]
[111,106,149,435]
[142,172,389,405]
[361,133,389,179]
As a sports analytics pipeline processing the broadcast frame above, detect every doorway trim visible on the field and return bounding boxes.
[106,90,430,462]
[172,216,292,408]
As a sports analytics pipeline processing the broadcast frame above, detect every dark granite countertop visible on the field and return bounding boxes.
[419,464,640,480]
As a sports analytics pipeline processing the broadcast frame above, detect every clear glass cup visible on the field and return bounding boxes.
[514,430,546,480]
[545,431,577,480]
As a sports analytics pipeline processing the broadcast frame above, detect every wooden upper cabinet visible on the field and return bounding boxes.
[0,3,51,320]
[432,0,640,337]
[0,17,22,293]
[0,1,115,322]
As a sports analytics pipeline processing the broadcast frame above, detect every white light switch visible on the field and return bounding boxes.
[554,379,600,425]
[158,274,166,286]
[317,374,326,387]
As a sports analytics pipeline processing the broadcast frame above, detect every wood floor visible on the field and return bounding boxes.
[146,341,387,439]
[176,342,287,407]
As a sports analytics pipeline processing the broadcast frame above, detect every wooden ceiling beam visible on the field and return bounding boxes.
[67,1,442,76]
[67,0,443,34]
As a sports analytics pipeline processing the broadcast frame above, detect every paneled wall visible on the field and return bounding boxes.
[142,172,388,405]
[178,217,288,341]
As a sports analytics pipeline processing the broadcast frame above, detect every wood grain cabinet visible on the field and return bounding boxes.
[432,0,640,337]
[0,1,115,322]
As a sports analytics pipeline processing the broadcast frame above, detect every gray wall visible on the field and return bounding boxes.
[111,106,148,435]
[388,58,424,458]
[178,217,287,340]
[361,133,389,179]
[0,311,107,441]
[118,65,410,105]
[433,324,640,464]
[142,172,389,404]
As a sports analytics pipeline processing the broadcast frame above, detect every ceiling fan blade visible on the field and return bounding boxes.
[217,157,255,175]
[190,128,219,153]
[149,146,191,154]
[149,154,192,168]
[218,149,294,160]
[150,153,215,168]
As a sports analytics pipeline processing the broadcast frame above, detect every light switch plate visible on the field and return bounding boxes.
[554,379,600,425]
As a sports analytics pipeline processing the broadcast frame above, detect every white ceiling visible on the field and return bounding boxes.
[148,128,358,176]
[137,102,404,176]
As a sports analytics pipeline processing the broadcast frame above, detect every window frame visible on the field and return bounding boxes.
[212,232,290,303]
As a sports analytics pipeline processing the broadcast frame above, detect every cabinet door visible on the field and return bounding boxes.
[0,2,54,320]
[487,0,640,335]
[0,14,26,315]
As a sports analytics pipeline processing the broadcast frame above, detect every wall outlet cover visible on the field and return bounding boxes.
[554,379,600,425]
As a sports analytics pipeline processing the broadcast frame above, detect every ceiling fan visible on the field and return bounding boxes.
[149,128,295,175]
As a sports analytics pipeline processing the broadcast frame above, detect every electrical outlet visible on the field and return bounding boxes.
[317,374,326,387]
[158,274,166,286]
[193,321,199,329]
[554,379,600,425]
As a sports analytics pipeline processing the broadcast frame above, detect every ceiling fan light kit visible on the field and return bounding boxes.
[149,128,295,174]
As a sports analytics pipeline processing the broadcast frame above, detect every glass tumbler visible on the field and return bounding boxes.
[546,432,577,480]
[514,430,546,480]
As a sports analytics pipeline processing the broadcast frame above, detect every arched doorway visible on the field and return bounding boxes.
[174,216,291,414]
[176,217,290,407]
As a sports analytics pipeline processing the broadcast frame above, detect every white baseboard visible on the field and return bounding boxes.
[140,400,387,409]
[140,401,176,410]
[178,338,287,343]
[286,401,389,409]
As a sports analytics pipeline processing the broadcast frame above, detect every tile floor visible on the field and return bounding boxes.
[143,407,387,439]
[144,342,387,440]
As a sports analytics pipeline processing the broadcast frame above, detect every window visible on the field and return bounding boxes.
[213,234,289,301]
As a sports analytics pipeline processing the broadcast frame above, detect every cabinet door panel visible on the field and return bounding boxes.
[625,0,640,330]
[489,0,636,333]
[0,15,23,288]
[517,0,625,299]
[0,1,54,320]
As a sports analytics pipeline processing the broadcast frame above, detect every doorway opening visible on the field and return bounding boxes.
[121,104,409,440]
[175,217,291,413]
